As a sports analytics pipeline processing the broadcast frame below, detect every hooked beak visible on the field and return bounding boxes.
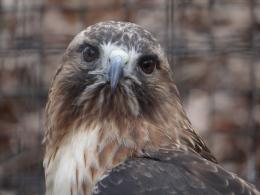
[108,50,129,92]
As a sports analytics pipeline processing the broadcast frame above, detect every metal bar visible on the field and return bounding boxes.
[246,0,259,184]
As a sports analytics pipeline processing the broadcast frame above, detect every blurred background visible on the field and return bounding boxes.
[0,0,259,194]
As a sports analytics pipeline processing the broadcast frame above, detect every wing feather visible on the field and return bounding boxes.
[94,150,259,195]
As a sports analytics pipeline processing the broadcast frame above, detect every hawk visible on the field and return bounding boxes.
[43,21,259,195]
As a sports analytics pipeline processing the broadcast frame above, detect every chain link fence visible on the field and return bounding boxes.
[0,0,259,194]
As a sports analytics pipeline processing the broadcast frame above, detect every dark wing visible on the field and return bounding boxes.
[94,149,259,195]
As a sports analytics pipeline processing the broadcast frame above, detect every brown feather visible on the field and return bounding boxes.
[43,21,218,195]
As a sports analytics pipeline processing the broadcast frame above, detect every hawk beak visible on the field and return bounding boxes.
[108,50,129,92]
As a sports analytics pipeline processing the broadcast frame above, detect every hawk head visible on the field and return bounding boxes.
[45,21,190,147]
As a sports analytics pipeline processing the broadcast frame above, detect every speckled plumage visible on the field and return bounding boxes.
[43,21,259,195]
[95,149,259,195]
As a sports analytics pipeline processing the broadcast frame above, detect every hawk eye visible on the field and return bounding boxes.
[138,55,159,74]
[82,45,99,62]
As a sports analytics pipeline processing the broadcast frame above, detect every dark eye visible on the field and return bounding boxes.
[139,55,159,74]
[82,45,99,62]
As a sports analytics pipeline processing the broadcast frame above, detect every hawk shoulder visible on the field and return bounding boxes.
[94,149,259,195]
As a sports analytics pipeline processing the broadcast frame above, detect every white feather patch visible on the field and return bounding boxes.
[45,126,100,195]
[100,42,140,72]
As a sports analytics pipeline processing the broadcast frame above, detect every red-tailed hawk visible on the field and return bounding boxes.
[43,21,259,195]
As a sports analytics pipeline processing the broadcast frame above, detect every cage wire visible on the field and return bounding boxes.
[0,0,259,194]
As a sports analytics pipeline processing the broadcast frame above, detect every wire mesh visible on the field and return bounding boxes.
[0,0,259,194]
